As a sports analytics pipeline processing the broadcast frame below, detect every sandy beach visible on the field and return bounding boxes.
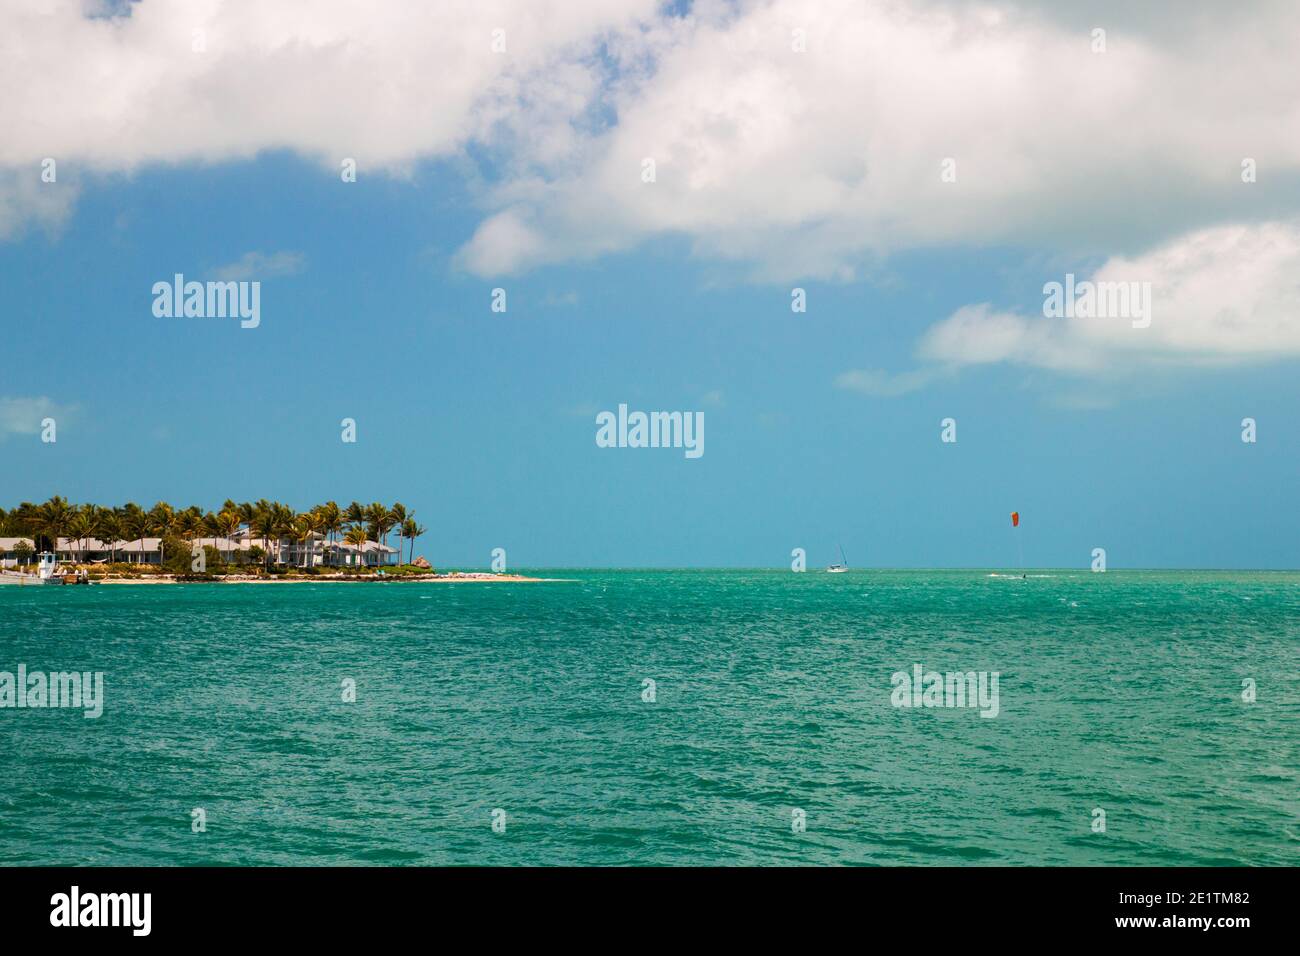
[90,573,553,584]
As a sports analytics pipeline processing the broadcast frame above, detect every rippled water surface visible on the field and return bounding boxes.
[1,570,1297,865]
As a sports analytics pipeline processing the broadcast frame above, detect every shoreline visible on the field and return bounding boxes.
[3,572,558,585]
[103,574,554,584]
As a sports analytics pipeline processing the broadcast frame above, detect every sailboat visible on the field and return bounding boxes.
[826,545,849,573]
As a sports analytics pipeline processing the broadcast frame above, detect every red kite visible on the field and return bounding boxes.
[1010,511,1020,527]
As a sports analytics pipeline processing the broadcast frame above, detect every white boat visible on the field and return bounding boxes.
[36,552,65,585]
[0,552,62,585]
[826,545,849,573]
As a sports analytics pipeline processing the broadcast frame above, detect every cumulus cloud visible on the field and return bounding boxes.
[836,220,1300,393]
[460,0,1300,278]
[7,0,1300,337]
[8,1,1300,254]
[0,0,662,232]
[918,221,1300,371]
[456,208,549,276]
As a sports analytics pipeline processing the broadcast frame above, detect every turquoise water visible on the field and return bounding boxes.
[1,570,1296,866]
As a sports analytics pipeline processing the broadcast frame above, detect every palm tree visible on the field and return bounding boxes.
[274,503,294,563]
[317,501,343,566]
[299,510,325,567]
[67,505,101,564]
[344,526,369,568]
[250,502,280,570]
[214,509,241,565]
[12,502,39,539]
[402,517,426,564]
[202,509,220,541]
[390,503,408,569]
[149,501,175,533]
[200,511,227,566]
[4,496,422,569]
[120,502,151,564]
[99,510,123,563]
[38,495,74,555]
[180,508,205,550]
[365,502,394,564]
[149,502,175,562]
[290,515,315,568]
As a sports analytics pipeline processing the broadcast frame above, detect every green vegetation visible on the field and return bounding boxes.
[0,497,427,572]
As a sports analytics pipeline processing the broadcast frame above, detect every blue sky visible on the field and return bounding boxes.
[1,1,1297,568]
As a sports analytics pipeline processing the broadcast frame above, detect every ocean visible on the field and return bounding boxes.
[1,570,1296,866]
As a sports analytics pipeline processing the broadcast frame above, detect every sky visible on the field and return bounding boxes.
[1,0,1297,569]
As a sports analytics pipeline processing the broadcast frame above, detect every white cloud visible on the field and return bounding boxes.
[0,397,78,439]
[456,209,548,276]
[6,0,1300,305]
[917,304,1092,371]
[213,250,306,280]
[0,0,662,232]
[834,367,946,397]
[458,0,1300,278]
[0,168,79,240]
[918,221,1300,371]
